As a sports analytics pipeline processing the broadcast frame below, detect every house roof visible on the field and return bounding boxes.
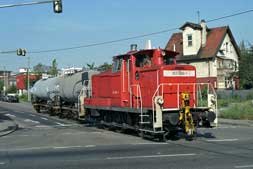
[165,25,240,61]
[180,22,202,30]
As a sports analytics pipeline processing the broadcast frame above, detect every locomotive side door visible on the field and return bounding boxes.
[128,54,143,109]
[120,54,143,108]
[120,57,131,107]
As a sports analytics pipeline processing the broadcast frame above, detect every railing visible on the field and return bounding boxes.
[130,84,143,109]
[152,83,218,126]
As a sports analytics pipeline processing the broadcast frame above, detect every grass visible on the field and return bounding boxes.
[19,94,28,102]
[219,100,253,120]
[217,98,243,107]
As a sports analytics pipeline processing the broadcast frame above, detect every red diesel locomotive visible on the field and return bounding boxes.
[82,47,217,139]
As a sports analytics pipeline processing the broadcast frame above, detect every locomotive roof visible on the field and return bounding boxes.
[113,49,178,59]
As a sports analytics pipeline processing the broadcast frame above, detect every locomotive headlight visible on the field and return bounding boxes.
[161,51,166,56]
[157,98,164,105]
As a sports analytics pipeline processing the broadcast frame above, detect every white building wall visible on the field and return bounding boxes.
[210,59,217,77]
[190,60,216,78]
[217,34,239,69]
[182,27,201,56]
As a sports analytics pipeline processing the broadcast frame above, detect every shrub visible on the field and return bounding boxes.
[246,91,253,100]
[19,94,28,102]
[219,101,253,120]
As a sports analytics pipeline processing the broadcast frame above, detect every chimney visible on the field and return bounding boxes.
[130,44,137,52]
[200,19,207,47]
[145,40,152,49]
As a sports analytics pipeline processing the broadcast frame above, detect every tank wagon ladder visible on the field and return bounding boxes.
[78,80,92,120]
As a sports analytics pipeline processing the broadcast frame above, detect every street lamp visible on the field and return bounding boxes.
[17,49,30,102]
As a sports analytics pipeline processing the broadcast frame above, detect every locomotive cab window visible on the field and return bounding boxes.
[135,54,152,67]
[112,58,122,73]
[163,55,174,65]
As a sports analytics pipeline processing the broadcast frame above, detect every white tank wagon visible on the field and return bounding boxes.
[31,70,98,119]
[31,76,61,100]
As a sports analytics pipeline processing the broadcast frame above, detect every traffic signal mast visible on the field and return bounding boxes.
[0,0,63,13]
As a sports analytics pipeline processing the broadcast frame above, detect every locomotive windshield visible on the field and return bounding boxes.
[112,58,122,72]
[135,54,152,67]
[163,54,175,65]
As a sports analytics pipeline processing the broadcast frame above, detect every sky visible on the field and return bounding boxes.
[0,0,252,72]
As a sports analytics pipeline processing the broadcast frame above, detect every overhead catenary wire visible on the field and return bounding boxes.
[28,27,179,54]
[1,9,253,54]
[206,9,253,23]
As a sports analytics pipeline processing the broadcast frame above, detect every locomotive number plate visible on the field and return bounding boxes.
[163,70,195,77]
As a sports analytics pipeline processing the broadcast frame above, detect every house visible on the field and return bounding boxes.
[16,73,40,96]
[165,20,240,89]
[0,70,12,94]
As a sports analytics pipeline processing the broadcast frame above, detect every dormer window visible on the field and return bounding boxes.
[187,34,193,47]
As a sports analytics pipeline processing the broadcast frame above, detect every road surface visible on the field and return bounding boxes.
[0,101,253,169]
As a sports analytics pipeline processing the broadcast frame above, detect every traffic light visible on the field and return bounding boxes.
[17,48,26,56]
[53,0,62,13]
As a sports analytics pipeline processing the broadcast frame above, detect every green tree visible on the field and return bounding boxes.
[97,62,112,71]
[33,63,45,76]
[239,41,253,89]
[86,62,95,70]
[7,85,17,93]
[49,59,58,76]
[0,80,4,93]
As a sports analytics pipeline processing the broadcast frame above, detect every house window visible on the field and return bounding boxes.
[187,34,193,47]
[225,42,228,53]
[234,61,237,71]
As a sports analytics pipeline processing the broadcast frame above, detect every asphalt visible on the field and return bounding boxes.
[218,118,253,127]
[1,102,253,169]
[1,100,253,136]
[0,113,18,137]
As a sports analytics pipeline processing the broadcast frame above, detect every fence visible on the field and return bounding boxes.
[217,89,253,100]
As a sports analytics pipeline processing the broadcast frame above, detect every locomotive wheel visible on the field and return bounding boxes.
[138,130,144,138]
[49,108,55,116]
[202,120,211,128]
[34,106,40,113]
[166,130,178,140]
[156,134,166,142]
[97,122,105,129]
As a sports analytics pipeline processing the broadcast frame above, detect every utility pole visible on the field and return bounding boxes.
[3,66,6,96]
[17,49,31,102]
[27,55,31,102]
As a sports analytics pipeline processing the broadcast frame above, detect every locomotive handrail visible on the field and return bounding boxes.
[152,82,218,128]
[130,84,143,125]
[152,83,217,108]
[130,84,143,111]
